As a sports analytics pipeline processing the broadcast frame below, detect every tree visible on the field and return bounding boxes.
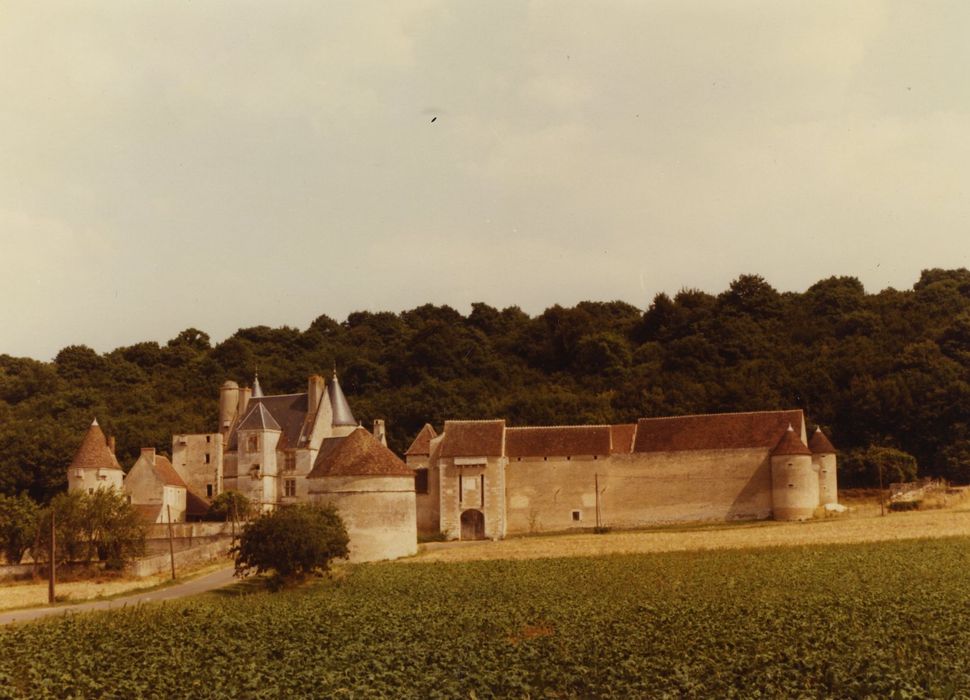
[232,504,349,584]
[36,489,145,568]
[207,490,253,522]
[840,446,919,488]
[0,493,39,564]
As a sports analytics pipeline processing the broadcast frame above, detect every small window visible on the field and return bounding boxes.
[251,465,261,480]
[414,469,429,494]
[284,452,296,471]
[206,484,214,498]
[284,479,296,497]
[98,474,107,481]
[204,453,211,464]
[572,510,581,522]
[206,435,211,443]
[247,435,258,452]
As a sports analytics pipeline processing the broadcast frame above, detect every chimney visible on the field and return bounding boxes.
[308,374,325,412]
[220,380,240,432]
[373,419,387,446]
[238,386,252,416]
[140,447,156,463]
[107,436,116,454]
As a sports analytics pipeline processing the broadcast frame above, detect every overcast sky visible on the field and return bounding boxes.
[2,2,969,360]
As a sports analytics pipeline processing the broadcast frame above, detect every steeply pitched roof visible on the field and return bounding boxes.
[438,420,506,458]
[70,419,123,471]
[251,373,264,398]
[228,393,308,450]
[328,373,357,427]
[152,455,187,488]
[307,428,411,478]
[237,403,282,432]
[610,424,636,454]
[772,425,813,456]
[632,410,804,453]
[506,426,612,458]
[185,489,210,518]
[808,427,836,454]
[405,424,438,456]
[134,504,163,523]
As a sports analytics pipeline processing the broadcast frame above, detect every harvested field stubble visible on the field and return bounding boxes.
[2,538,970,697]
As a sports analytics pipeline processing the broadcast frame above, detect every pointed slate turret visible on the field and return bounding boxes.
[808,427,836,454]
[405,423,438,457]
[328,371,357,427]
[238,402,281,432]
[70,418,123,471]
[772,424,812,456]
[252,372,264,398]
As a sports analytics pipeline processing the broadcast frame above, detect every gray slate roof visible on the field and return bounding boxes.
[328,374,357,427]
[237,403,281,432]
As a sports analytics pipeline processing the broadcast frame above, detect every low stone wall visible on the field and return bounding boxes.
[127,537,233,578]
[143,522,236,556]
[0,563,34,580]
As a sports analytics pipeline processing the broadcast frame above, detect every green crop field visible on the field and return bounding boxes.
[3,538,970,698]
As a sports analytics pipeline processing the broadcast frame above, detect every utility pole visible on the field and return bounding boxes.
[48,510,56,604]
[167,505,176,580]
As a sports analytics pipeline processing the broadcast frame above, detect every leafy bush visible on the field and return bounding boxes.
[840,446,919,487]
[207,490,253,522]
[889,500,921,512]
[0,493,39,564]
[232,504,349,583]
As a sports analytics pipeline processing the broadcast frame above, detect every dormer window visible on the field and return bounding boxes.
[250,465,261,480]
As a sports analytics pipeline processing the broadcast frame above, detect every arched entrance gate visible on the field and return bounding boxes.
[460,509,485,540]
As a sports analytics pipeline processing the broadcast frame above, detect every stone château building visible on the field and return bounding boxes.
[405,410,839,540]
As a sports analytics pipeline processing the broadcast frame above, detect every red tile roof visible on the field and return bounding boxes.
[633,410,804,453]
[152,455,187,488]
[405,424,438,456]
[772,426,813,456]
[610,424,636,454]
[438,420,506,458]
[506,426,611,458]
[808,428,836,454]
[70,419,123,471]
[308,428,412,478]
[185,489,210,518]
[134,504,163,523]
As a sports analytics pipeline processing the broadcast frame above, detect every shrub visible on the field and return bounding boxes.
[207,490,253,522]
[889,500,921,512]
[232,504,349,584]
[840,446,919,488]
[0,493,39,564]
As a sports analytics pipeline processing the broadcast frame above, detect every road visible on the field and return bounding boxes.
[0,566,237,626]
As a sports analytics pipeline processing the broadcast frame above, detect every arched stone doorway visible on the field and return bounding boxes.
[460,509,485,540]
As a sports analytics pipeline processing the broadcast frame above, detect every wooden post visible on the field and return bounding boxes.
[48,510,56,604]
[878,462,886,517]
[167,505,176,580]
[594,474,600,530]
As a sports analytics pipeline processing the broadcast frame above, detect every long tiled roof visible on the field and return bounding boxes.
[506,426,612,458]
[808,427,836,454]
[632,410,804,453]
[438,420,506,458]
[610,424,636,454]
[405,424,438,456]
[70,419,123,471]
[307,428,411,478]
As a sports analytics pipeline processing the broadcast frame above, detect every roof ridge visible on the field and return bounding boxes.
[506,424,612,430]
[638,409,802,421]
[252,392,308,399]
[444,419,506,424]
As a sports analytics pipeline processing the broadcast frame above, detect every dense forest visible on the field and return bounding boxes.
[2,269,970,503]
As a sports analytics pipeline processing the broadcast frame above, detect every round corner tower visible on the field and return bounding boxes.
[771,424,818,521]
[809,427,838,507]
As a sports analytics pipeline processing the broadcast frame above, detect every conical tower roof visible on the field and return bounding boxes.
[252,372,264,398]
[405,423,438,456]
[70,419,123,471]
[308,427,411,478]
[772,424,812,456]
[328,371,357,427]
[808,427,836,454]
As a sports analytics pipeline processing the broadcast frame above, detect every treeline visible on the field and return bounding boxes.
[2,269,970,503]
